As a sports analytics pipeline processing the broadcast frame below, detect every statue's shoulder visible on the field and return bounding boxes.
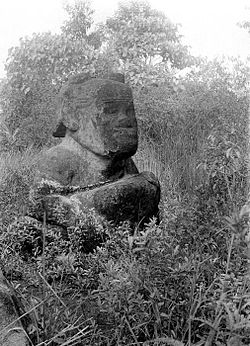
[38,144,71,162]
[35,144,80,184]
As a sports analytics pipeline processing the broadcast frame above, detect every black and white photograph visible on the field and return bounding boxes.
[0,0,249,344]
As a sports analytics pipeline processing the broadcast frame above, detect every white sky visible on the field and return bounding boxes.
[0,0,249,77]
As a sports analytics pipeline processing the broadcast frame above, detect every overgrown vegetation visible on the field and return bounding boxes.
[0,0,249,344]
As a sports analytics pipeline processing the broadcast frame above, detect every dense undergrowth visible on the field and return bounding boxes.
[0,119,249,345]
[1,196,250,345]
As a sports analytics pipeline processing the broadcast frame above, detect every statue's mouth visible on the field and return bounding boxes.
[107,150,137,160]
[114,129,138,146]
[114,127,137,135]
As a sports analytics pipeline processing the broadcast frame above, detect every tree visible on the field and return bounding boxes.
[0,31,99,150]
[0,0,104,150]
[105,0,194,86]
[106,1,192,67]
[61,0,103,49]
[61,0,94,40]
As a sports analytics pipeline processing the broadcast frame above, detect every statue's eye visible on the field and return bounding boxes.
[103,106,118,115]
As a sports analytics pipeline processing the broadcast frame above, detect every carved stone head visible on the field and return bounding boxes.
[53,73,138,160]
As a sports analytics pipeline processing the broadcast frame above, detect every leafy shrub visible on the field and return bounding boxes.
[1,191,250,345]
[1,208,111,344]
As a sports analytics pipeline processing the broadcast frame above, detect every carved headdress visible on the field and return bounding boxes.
[53,73,131,137]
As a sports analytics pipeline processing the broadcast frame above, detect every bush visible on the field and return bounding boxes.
[1,189,250,345]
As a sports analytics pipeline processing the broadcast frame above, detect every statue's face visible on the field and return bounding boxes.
[96,98,138,158]
[71,80,138,159]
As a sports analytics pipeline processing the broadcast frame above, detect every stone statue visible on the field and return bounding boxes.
[37,73,139,186]
[2,73,161,340]
[26,73,160,228]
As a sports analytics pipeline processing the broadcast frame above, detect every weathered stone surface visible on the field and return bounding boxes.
[26,73,160,227]
[0,269,29,346]
[53,73,138,163]
[27,172,160,227]
[90,172,160,224]
[39,73,139,188]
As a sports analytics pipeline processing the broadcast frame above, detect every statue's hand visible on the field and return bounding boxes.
[28,190,79,227]
[27,173,160,227]
[42,195,80,227]
[30,179,78,199]
[69,172,160,225]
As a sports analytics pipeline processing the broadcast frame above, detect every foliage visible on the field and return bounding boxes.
[61,0,94,40]
[134,57,249,192]
[0,32,99,150]
[103,0,197,87]
[0,0,103,150]
[61,0,103,50]
[0,76,59,150]
[1,207,111,344]
[0,148,38,228]
[106,0,192,68]
[0,131,248,344]
[1,190,250,344]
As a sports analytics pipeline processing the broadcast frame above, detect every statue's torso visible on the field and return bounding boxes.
[35,144,138,188]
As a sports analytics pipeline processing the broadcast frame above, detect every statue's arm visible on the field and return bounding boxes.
[27,173,160,227]
[27,179,79,227]
[34,149,70,186]
[27,150,80,224]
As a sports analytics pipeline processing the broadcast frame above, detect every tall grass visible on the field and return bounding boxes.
[134,138,179,194]
[0,147,38,228]
[135,126,208,196]
[1,192,250,345]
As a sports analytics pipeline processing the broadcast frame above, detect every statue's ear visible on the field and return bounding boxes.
[53,117,79,137]
[55,72,96,138]
[53,121,66,137]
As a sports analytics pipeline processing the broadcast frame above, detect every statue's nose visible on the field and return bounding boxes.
[117,110,136,128]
